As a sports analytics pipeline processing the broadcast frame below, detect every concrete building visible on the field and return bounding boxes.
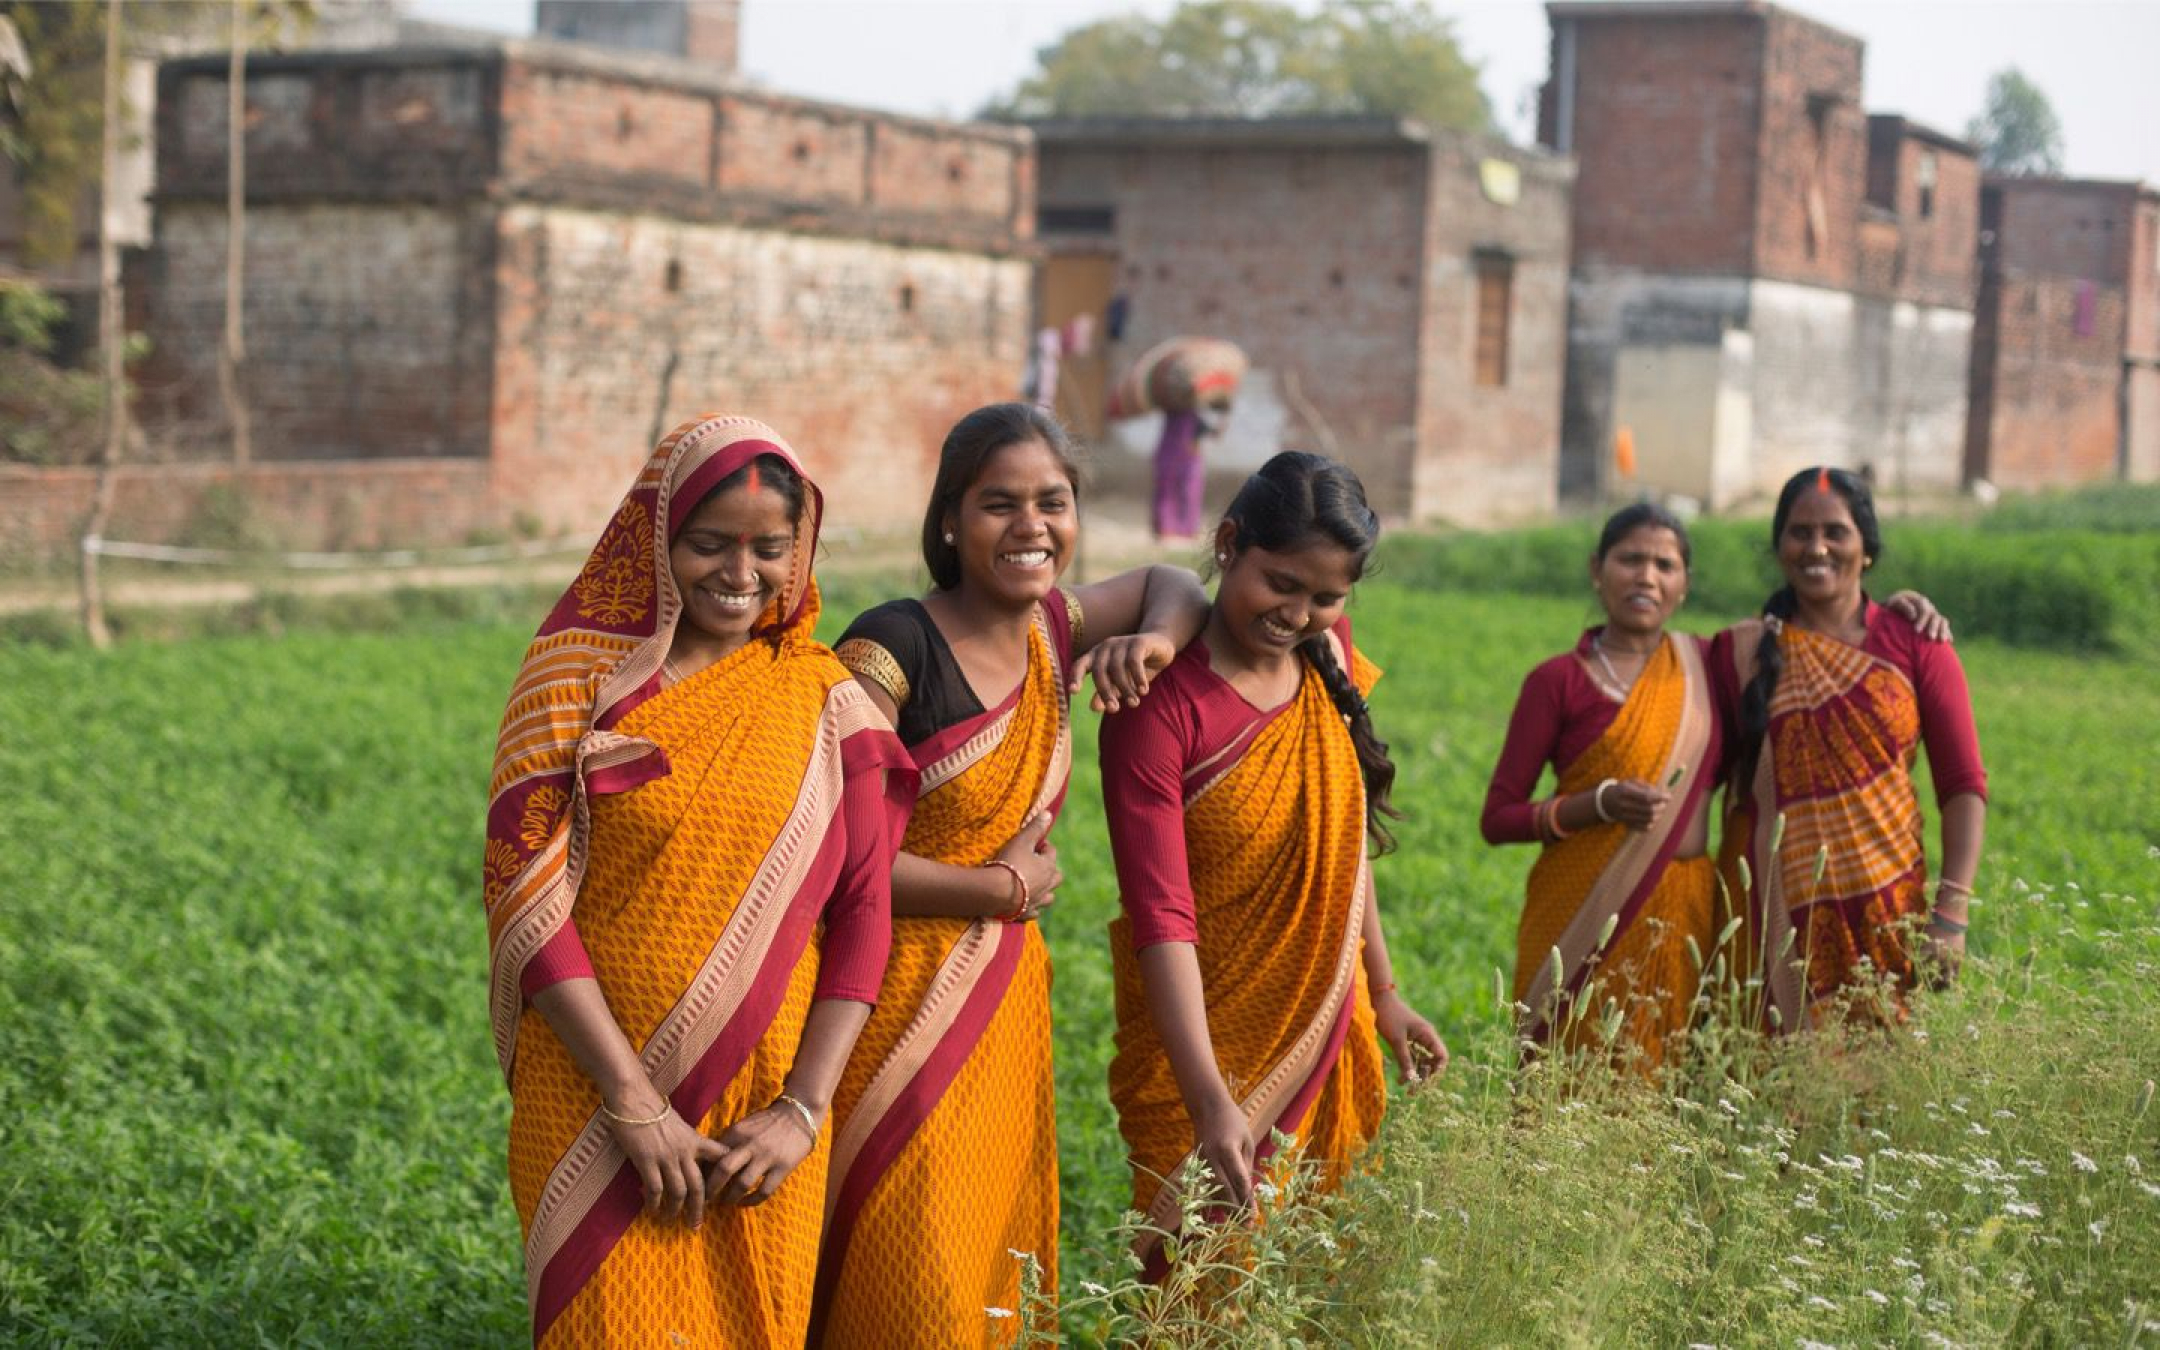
[1032,117,1573,524]
[1540,0,1978,508]
[1966,177,2160,488]
[6,24,1034,561]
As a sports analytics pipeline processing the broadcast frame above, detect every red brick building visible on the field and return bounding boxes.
[1032,118,1573,523]
[1966,177,2160,488]
[1541,0,1979,507]
[5,19,1032,561]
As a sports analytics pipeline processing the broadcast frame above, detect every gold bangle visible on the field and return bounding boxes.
[1933,878,1974,898]
[599,1097,674,1128]
[773,1091,820,1140]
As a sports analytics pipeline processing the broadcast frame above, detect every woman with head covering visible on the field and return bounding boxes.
[813,402,1207,1344]
[484,415,912,1347]
[1098,450,1448,1275]
[1715,466,1987,1030]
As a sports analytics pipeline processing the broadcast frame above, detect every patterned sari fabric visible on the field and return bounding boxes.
[1513,636,1716,1072]
[1108,634,1385,1265]
[1717,621,1929,1031]
[485,416,910,1346]
[815,606,1071,1348]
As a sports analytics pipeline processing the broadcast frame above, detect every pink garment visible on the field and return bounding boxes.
[1151,410,1205,539]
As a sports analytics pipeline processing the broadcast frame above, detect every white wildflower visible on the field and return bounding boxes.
[2089,1219,2109,1240]
[985,1307,1015,1320]
[1864,1289,1891,1306]
[1803,1234,1826,1249]
[2071,1151,2099,1174]
[2140,1181,2160,1200]
[2126,1155,2142,1175]
[1805,1296,1839,1311]
[2005,1200,2041,1218]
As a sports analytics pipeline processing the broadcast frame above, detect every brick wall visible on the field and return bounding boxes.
[132,202,497,462]
[1412,139,1572,522]
[486,204,1031,541]
[1750,8,1865,290]
[0,460,498,565]
[1040,138,1430,515]
[1973,275,2126,488]
[1547,11,1763,274]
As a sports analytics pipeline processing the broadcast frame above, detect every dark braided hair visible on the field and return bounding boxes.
[1734,466,1884,790]
[1219,451,1402,854]
[920,403,1082,591]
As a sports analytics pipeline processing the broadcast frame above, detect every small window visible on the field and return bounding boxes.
[1037,204,1115,235]
[1916,151,1938,220]
[1473,253,1513,389]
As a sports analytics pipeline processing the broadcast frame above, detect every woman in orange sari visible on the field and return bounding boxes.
[1715,466,1988,1029]
[1481,503,1719,1073]
[484,415,911,1347]
[1099,451,1448,1272]
[813,403,1207,1345]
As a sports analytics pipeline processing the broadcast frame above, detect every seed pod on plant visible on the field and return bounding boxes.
[2137,1079,2155,1119]
[1596,911,1619,951]
[1770,812,1788,855]
[1736,855,1754,898]
[1812,844,1830,885]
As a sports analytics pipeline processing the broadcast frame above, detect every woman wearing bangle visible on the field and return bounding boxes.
[1715,467,1988,1028]
[814,404,1207,1344]
[1480,504,1722,1072]
[485,417,912,1346]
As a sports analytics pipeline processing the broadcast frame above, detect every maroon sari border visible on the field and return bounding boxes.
[528,810,850,1343]
[807,921,1028,1343]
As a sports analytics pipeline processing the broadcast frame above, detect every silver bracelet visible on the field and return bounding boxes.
[772,1091,820,1140]
[1592,777,1619,824]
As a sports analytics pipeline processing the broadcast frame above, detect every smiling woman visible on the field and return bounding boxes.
[1714,466,1989,1031]
[1480,502,1720,1074]
[813,402,1208,1345]
[1099,450,1448,1277]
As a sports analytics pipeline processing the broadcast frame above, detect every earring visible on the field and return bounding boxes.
[1215,552,1229,565]
[943,532,954,545]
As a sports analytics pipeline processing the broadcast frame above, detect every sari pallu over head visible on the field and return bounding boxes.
[815,601,1073,1344]
[483,416,912,1341]
[1513,634,1715,1058]
[1721,618,1929,1032]
[1109,630,1385,1265]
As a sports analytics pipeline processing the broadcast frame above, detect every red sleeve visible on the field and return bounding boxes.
[813,731,912,1004]
[1880,612,1989,805]
[520,918,597,998]
[1099,679,1201,949]
[1481,658,1567,845]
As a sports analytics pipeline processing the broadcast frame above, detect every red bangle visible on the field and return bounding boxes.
[1545,796,1575,840]
[985,859,1030,922]
[1372,980,1397,998]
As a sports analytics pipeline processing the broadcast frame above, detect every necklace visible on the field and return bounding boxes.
[663,658,688,685]
[1589,632,1653,700]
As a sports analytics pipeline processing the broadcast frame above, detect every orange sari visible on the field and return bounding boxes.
[1108,630,1386,1265]
[485,417,910,1346]
[814,604,1072,1347]
[1717,619,1930,1030]
[1512,635,1717,1071]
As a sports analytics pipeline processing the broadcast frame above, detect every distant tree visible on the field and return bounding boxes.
[1965,67,2064,177]
[989,0,1492,133]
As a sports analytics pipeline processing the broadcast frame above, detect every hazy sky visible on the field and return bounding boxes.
[408,0,2160,185]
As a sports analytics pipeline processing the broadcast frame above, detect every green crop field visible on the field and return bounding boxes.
[2,556,2155,1344]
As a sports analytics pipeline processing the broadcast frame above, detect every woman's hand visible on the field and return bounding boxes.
[1072,633,1179,713]
[1373,989,1449,1087]
[604,1094,729,1229]
[1190,1099,1258,1209]
[1922,919,1966,990]
[990,812,1062,922]
[1885,589,1953,642]
[706,1103,819,1207]
[1599,779,1670,832]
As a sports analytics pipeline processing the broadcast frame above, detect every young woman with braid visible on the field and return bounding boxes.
[1713,466,1987,1030]
[811,403,1208,1345]
[1099,451,1448,1273]
[483,416,911,1347]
